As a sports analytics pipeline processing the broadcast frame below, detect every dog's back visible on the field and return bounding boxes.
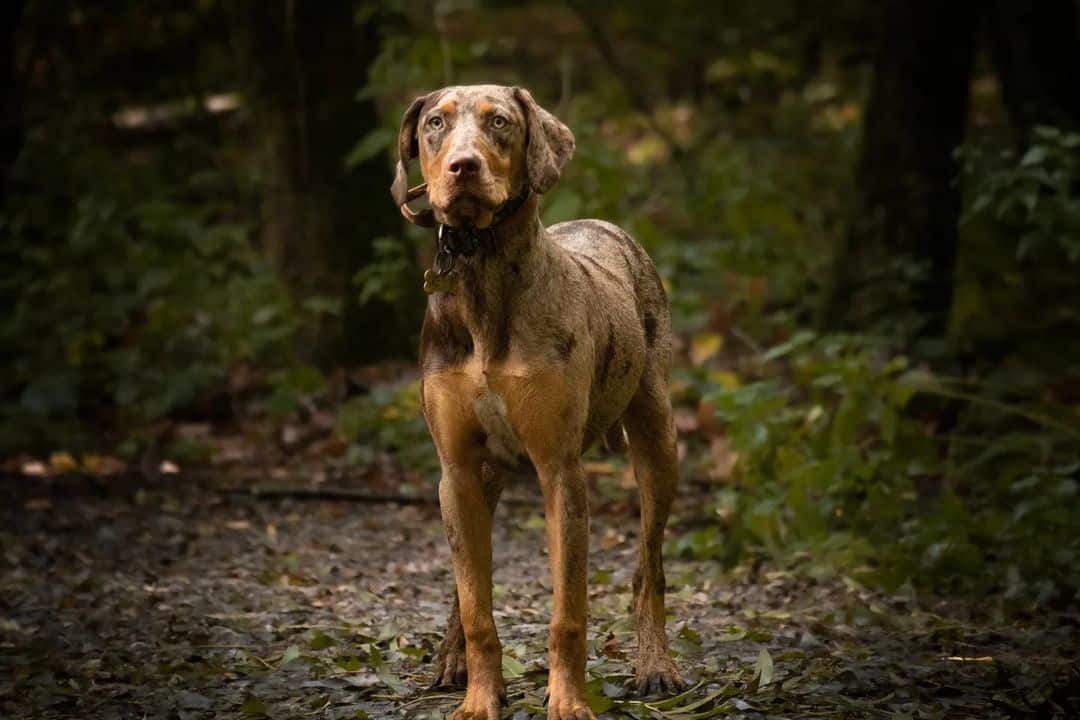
[549,218,671,362]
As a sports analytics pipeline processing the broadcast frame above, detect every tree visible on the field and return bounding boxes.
[819,0,978,343]
[986,0,1080,135]
[0,1,24,204]
[821,0,1080,345]
[228,1,420,367]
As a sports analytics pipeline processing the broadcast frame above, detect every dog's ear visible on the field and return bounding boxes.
[390,93,429,207]
[513,88,575,195]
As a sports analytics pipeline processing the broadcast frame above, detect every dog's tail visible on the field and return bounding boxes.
[601,420,628,454]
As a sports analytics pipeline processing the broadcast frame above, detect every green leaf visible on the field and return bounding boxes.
[241,694,268,717]
[762,330,816,362]
[748,647,773,692]
[502,654,526,677]
[1020,146,1047,167]
[336,655,363,672]
[717,625,747,642]
[309,631,335,651]
[302,295,342,317]
[280,644,301,667]
[585,690,614,715]
[377,668,404,694]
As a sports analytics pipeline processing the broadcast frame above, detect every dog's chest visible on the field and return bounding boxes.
[423,349,583,466]
[472,375,526,464]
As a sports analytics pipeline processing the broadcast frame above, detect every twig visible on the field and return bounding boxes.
[225,483,540,507]
[305,698,332,716]
[224,484,437,505]
[253,654,275,670]
[731,327,764,357]
[396,692,461,710]
[912,384,1080,440]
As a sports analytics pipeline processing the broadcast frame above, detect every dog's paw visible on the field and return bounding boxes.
[545,687,597,720]
[447,684,507,720]
[429,643,468,689]
[635,657,685,697]
[546,698,597,720]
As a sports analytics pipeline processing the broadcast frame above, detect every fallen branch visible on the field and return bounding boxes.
[224,483,437,505]
[226,482,540,507]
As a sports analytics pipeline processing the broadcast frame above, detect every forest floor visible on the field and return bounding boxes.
[1,428,1078,720]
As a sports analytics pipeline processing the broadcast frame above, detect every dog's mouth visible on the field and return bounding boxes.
[433,185,507,229]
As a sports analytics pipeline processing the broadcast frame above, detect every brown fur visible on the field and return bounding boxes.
[394,85,683,720]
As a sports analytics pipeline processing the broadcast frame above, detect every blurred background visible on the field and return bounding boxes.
[3,0,1080,648]
[5,0,1080,603]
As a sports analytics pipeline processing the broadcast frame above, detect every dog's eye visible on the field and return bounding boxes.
[428,116,444,131]
[491,115,508,130]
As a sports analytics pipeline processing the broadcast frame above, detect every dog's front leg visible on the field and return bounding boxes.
[439,458,506,720]
[537,458,596,720]
[432,464,504,689]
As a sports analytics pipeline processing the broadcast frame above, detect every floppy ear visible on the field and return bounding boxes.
[513,88,575,194]
[390,94,429,207]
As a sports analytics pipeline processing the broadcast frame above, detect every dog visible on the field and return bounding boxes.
[391,85,683,720]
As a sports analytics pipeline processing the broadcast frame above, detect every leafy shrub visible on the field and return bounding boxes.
[1,140,312,454]
[960,126,1080,262]
[675,333,1080,606]
[335,380,437,479]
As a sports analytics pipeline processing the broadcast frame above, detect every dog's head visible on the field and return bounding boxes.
[391,85,575,229]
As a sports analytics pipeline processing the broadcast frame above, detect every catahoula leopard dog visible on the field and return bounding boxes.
[391,85,683,720]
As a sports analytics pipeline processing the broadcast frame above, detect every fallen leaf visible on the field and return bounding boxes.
[749,647,774,692]
[280,644,300,667]
[241,694,267,717]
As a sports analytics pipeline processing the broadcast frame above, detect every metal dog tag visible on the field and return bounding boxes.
[423,268,456,295]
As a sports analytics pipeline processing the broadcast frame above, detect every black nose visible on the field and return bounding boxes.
[447,153,481,176]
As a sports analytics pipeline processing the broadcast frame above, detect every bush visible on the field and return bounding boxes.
[1,136,310,454]
[675,333,1080,606]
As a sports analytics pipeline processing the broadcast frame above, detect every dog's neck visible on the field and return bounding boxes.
[439,193,556,362]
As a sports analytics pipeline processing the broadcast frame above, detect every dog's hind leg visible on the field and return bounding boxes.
[623,371,685,696]
[431,462,503,688]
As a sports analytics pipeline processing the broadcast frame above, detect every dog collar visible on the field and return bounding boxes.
[422,189,530,294]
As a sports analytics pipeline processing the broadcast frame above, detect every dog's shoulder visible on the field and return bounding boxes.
[549,218,666,304]
[549,218,631,252]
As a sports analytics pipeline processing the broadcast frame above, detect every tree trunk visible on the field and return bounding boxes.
[229,1,419,367]
[986,0,1080,135]
[0,1,24,204]
[820,0,978,343]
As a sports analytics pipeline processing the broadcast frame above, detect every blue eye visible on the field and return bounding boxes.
[491,115,508,129]
[428,116,444,130]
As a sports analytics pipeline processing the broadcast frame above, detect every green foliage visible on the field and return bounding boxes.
[353,236,415,307]
[952,125,1080,360]
[1,144,314,454]
[960,126,1080,261]
[264,366,326,419]
[673,334,1080,606]
[335,381,437,478]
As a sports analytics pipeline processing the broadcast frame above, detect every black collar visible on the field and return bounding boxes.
[433,189,530,273]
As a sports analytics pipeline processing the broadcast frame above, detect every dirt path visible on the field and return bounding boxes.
[2,468,1077,719]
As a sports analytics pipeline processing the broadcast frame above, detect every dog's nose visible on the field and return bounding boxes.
[447,153,482,177]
